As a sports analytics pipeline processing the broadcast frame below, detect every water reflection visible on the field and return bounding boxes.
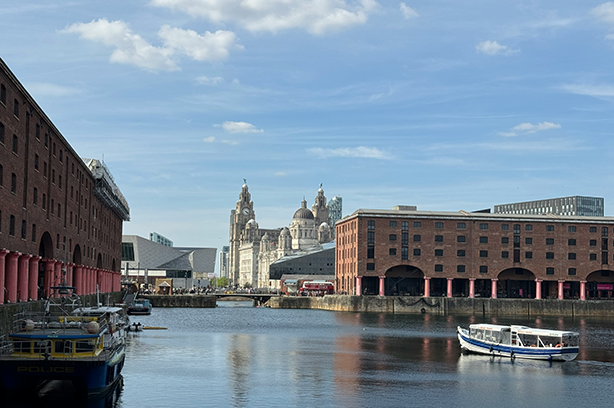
[9,305,614,408]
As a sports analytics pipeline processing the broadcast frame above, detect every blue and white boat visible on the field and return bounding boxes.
[457,324,579,361]
[0,284,127,396]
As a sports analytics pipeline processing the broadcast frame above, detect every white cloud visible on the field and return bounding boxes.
[150,0,379,35]
[195,76,224,85]
[560,83,614,97]
[62,19,178,72]
[499,122,561,137]
[25,82,81,97]
[475,40,518,56]
[274,171,288,176]
[399,3,418,19]
[203,136,216,143]
[158,25,242,62]
[218,121,264,133]
[307,146,388,159]
[62,19,240,72]
[592,2,614,24]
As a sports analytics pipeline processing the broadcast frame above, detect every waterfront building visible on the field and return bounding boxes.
[0,58,128,302]
[150,231,173,247]
[121,235,216,289]
[269,242,336,280]
[336,207,614,300]
[495,196,604,217]
[228,182,335,289]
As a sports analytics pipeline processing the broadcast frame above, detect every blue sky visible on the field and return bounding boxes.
[2,0,614,254]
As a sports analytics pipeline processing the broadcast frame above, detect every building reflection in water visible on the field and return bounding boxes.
[227,334,253,408]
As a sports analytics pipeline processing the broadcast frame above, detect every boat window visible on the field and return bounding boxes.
[539,336,559,348]
[12,340,31,354]
[54,340,73,354]
[33,340,51,355]
[76,340,95,353]
[471,328,484,340]
[518,334,538,347]
[500,331,511,345]
[562,335,579,347]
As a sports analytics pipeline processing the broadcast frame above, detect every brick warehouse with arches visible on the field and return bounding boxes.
[336,208,614,300]
[0,58,129,303]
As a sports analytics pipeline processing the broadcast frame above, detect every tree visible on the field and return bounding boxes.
[216,277,229,287]
[243,282,252,289]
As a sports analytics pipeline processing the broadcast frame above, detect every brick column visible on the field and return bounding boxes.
[535,279,542,300]
[18,254,32,302]
[580,281,586,301]
[66,263,73,287]
[5,252,21,303]
[378,276,385,296]
[85,267,92,294]
[0,250,10,304]
[97,269,102,293]
[446,278,453,298]
[54,261,62,287]
[491,278,498,299]
[28,256,41,300]
[74,265,83,294]
[424,276,430,297]
[469,278,475,299]
[43,259,55,298]
[356,276,362,296]
[558,280,564,300]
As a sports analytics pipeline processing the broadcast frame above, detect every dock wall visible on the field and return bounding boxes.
[268,295,614,317]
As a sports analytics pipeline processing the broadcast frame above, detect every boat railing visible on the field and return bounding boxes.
[11,310,111,336]
[0,336,12,355]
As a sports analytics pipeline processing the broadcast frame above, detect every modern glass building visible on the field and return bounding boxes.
[494,196,604,217]
[150,232,173,247]
[327,196,343,229]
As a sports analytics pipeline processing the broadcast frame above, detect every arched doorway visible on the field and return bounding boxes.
[96,253,103,269]
[73,245,82,265]
[112,259,116,273]
[586,270,614,299]
[384,265,424,296]
[38,232,53,259]
[497,268,536,298]
[37,232,54,298]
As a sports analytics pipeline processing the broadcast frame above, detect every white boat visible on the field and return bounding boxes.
[457,324,579,361]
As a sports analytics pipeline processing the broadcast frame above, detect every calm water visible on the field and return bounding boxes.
[11,301,614,407]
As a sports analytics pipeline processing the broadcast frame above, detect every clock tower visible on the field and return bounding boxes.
[229,181,255,285]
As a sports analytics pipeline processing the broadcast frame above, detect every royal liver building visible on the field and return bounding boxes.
[228,183,336,289]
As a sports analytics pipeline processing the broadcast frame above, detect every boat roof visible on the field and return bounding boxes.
[511,325,579,336]
[469,324,512,332]
[73,306,124,315]
[469,323,578,336]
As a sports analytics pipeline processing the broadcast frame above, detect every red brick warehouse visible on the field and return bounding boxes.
[336,208,614,300]
[0,58,129,303]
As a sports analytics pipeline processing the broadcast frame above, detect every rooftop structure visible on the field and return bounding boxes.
[494,196,604,217]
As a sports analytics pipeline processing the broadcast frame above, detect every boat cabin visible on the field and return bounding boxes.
[469,324,579,348]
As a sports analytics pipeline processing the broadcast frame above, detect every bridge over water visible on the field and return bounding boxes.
[215,293,280,306]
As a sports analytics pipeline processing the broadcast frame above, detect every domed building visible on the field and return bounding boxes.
[229,183,339,289]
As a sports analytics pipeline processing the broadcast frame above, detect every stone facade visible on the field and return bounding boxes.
[228,183,335,288]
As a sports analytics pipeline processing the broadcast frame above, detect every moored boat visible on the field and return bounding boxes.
[457,324,579,361]
[127,299,152,316]
[0,285,127,396]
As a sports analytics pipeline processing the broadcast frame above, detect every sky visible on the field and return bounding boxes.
[2,0,614,259]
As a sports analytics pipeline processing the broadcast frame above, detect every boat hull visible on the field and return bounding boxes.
[0,345,125,396]
[457,327,578,361]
